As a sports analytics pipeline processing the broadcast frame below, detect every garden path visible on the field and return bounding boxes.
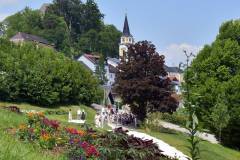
[108,123,189,160]
[160,121,218,144]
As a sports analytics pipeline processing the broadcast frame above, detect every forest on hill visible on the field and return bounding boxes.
[0,0,121,59]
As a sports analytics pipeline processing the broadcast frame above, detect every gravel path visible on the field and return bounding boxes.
[160,121,218,144]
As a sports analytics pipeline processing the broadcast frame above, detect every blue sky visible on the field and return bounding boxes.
[1,0,240,66]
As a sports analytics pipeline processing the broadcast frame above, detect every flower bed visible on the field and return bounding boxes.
[14,112,175,160]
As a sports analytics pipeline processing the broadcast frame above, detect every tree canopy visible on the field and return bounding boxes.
[115,41,178,121]
[0,38,102,106]
[0,0,121,58]
[188,20,240,149]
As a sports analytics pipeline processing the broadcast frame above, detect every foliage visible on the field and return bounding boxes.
[2,7,43,38]
[147,110,187,127]
[115,41,178,121]
[0,39,103,106]
[1,1,121,58]
[186,109,201,160]
[187,19,240,148]
[210,96,230,142]
[95,54,107,85]
[95,127,173,160]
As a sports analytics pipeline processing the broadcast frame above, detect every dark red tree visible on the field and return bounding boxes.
[115,41,178,121]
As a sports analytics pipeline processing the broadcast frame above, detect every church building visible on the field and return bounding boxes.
[119,15,134,60]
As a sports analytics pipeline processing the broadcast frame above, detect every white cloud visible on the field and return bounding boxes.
[161,43,202,67]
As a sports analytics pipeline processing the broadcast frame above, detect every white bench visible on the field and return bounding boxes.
[68,119,86,124]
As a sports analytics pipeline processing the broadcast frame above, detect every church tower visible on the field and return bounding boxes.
[119,14,134,59]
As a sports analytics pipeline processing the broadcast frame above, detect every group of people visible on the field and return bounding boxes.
[94,106,137,128]
[115,113,136,126]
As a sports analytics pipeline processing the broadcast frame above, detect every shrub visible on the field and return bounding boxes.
[145,111,187,130]
[17,112,60,149]
[44,109,68,115]
[0,39,103,106]
[95,127,174,160]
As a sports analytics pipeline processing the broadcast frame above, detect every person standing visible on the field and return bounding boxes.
[81,109,86,120]
[68,109,72,121]
[77,109,81,120]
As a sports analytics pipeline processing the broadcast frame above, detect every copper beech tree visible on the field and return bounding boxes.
[115,41,178,121]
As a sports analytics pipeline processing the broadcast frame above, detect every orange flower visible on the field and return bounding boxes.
[28,112,34,118]
[73,138,80,143]
[19,124,27,130]
[77,130,86,136]
[41,133,50,141]
[37,112,44,117]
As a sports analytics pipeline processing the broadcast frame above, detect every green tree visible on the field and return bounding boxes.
[78,29,99,53]
[0,38,102,106]
[188,19,240,148]
[78,25,121,58]
[115,41,178,121]
[98,25,121,58]
[41,13,71,52]
[210,97,230,142]
[95,54,107,85]
[47,0,103,41]
[3,7,43,38]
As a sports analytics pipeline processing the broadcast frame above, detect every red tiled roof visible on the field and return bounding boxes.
[83,54,100,64]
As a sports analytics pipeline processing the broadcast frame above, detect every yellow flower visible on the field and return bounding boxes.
[91,134,97,139]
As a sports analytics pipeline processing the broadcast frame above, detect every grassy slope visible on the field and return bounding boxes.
[0,109,66,160]
[0,102,96,127]
[0,102,98,160]
[141,129,240,160]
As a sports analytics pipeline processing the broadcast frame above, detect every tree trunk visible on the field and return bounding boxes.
[219,127,222,143]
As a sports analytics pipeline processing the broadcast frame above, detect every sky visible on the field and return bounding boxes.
[1,0,240,66]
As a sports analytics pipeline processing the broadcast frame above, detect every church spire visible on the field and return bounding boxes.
[123,14,132,37]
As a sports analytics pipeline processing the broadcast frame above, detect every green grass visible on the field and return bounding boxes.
[140,128,240,160]
[0,102,96,128]
[4,101,239,160]
[0,109,66,160]
[0,101,99,160]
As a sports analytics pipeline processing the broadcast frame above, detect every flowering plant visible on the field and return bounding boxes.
[27,112,44,127]
[67,139,100,159]
[39,130,56,149]
[41,118,60,132]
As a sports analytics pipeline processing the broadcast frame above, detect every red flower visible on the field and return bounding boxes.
[85,145,99,157]
[42,118,60,130]
[65,127,78,135]
[81,141,89,149]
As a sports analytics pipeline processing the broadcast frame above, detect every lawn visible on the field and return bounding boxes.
[0,109,66,160]
[0,102,102,160]
[0,102,96,128]
[140,128,240,160]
